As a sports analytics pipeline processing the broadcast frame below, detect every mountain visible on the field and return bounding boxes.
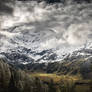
[0,24,67,64]
[16,44,92,79]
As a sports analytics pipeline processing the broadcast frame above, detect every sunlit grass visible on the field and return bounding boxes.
[30,73,91,92]
[30,73,81,83]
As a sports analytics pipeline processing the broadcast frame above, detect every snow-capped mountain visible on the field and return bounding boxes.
[0,24,66,64]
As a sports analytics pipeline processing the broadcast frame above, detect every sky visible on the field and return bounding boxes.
[0,0,92,58]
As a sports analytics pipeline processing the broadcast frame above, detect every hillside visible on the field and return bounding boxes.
[0,58,44,92]
[1,58,92,92]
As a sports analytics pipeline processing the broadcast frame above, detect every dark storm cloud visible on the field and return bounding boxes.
[0,0,14,15]
[0,0,92,53]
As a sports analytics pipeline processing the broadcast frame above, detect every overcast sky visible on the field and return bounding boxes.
[0,0,92,55]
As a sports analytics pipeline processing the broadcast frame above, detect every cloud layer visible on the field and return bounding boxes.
[0,1,92,55]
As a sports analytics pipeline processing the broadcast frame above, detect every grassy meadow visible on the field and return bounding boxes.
[30,73,92,92]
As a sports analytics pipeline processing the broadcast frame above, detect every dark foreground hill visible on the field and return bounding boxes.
[0,58,46,92]
[0,58,77,92]
[1,58,92,92]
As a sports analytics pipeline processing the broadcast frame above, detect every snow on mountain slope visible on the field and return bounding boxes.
[0,1,92,64]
